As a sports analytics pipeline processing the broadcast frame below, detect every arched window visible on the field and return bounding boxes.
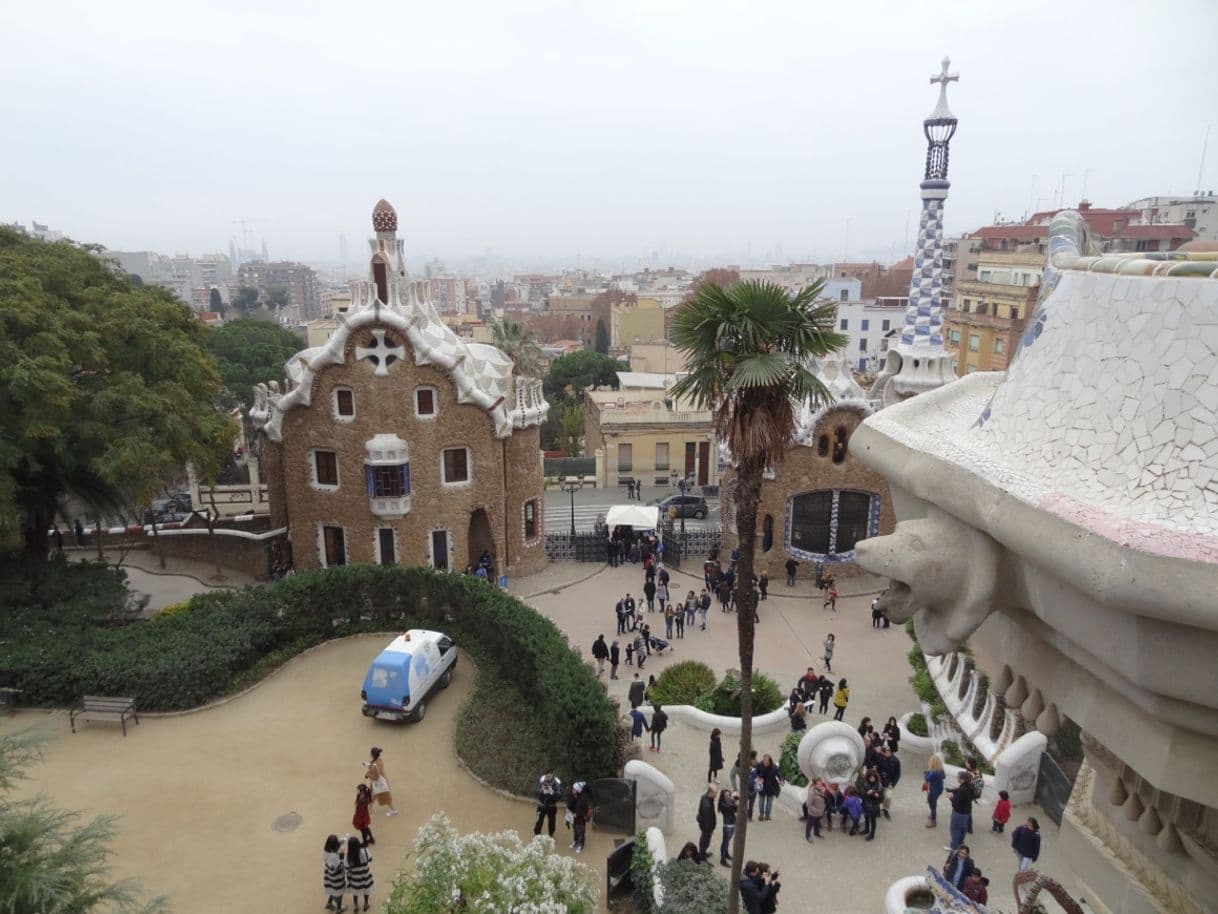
[762,514,774,552]
[817,435,830,458]
[832,426,849,464]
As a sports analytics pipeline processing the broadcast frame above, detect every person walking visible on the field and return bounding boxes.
[626,478,635,500]
[644,578,657,613]
[675,605,685,639]
[609,640,620,680]
[992,790,1011,833]
[364,747,398,817]
[817,676,833,716]
[73,517,85,546]
[882,716,901,754]
[345,835,374,912]
[628,673,646,709]
[946,771,976,851]
[352,784,374,847]
[323,835,346,912]
[871,597,884,629]
[634,631,648,670]
[708,728,724,782]
[697,784,717,863]
[656,578,669,609]
[923,753,946,827]
[533,770,563,837]
[823,584,838,612]
[822,634,835,673]
[731,749,757,793]
[784,557,798,586]
[878,746,901,820]
[717,787,737,866]
[803,778,827,840]
[664,602,675,638]
[757,573,768,600]
[624,593,637,631]
[591,635,609,675]
[755,754,784,821]
[649,703,668,752]
[832,679,849,721]
[615,597,627,635]
[943,845,977,890]
[698,589,710,630]
[628,706,650,741]
[567,781,591,853]
[862,769,883,841]
[1011,817,1041,871]
[684,591,697,630]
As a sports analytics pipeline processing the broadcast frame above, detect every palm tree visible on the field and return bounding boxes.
[669,279,845,913]
[488,317,542,377]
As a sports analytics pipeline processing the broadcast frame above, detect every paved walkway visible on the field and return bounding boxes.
[67,547,259,613]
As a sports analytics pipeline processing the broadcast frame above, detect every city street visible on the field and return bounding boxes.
[544,483,721,532]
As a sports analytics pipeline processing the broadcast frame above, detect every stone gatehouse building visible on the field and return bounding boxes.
[250,199,549,575]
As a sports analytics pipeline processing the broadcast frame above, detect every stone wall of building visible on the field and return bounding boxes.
[720,405,895,581]
[271,328,545,575]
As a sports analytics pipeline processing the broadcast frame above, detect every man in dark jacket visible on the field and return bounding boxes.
[591,635,609,675]
[696,784,717,863]
[533,770,563,837]
[609,640,620,680]
[784,557,798,586]
[624,593,637,631]
[947,771,975,851]
[739,862,778,914]
[615,598,627,635]
[943,845,977,889]
[877,746,901,820]
[628,674,646,709]
[643,578,657,613]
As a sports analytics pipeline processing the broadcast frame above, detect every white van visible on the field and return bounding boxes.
[360,629,457,722]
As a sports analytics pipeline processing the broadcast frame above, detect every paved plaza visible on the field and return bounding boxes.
[4,555,1062,914]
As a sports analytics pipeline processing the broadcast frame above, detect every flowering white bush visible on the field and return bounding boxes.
[385,813,599,914]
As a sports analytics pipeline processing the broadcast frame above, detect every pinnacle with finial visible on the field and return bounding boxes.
[928,56,959,120]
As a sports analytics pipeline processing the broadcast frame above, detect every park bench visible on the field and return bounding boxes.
[70,695,139,736]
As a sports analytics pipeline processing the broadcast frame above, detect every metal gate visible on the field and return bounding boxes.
[588,777,636,835]
[1035,751,1072,826]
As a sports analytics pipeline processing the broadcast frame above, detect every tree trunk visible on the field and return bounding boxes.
[726,459,764,914]
[22,503,52,559]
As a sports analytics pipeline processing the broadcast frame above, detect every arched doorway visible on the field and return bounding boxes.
[467,508,496,573]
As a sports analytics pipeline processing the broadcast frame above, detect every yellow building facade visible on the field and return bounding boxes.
[610,296,666,348]
[944,251,1040,374]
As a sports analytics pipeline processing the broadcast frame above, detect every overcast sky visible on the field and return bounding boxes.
[3,1,1216,269]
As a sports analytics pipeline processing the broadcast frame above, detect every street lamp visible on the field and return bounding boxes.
[669,469,689,542]
[559,475,584,537]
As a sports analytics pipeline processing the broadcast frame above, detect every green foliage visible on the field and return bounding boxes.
[206,318,303,409]
[0,562,620,790]
[906,712,928,737]
[208,287,223,313]
[489,317,543,376]
[594,319,609,354]
[631,831,658,914]
[454,666,552,796]
[265,285,289,309]
[778,731,808,788]
[649,660,716,707]
[558,402,585,457]
[701,670,782,716]
[232,285,259,312]
[543,350,625,404]
[0,729,166,914]
[939,738,964,767]
[385,813,598,914]
[657,859,729,914]
[0,227,237,551]
[906,635,948,723]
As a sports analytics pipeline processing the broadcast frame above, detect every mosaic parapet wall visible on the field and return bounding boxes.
[851,211,1218,914]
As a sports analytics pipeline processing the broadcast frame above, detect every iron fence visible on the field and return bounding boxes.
[544,457,596,478]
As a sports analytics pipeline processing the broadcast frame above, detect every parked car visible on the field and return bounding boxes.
[650,494,709,519]
[361,629,457,722]
[143,493,193,524]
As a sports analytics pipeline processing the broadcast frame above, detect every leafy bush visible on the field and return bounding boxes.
[656,859,728,914]
[649,660,716,707]
[631,831,658,914]
[701,670,783,716]
[153,600,191,618]
[778,731,807,787]
[385,813,597,914]
[939,738,964,767]
[906,712,928,737]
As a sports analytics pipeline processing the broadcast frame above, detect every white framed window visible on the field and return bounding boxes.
[994,337,1006,354]
[442,447,471,485]
[319,524,347,567]
[415,387,438,418]
[429,528,451,571]
[311,450,339,489]
[523,500,539,542]
[333,387,355,421]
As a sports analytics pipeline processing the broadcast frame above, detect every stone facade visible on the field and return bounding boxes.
[251,200,548,576]
[721,404,895,581]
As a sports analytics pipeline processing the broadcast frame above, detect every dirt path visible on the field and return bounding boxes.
[1,635,615,913]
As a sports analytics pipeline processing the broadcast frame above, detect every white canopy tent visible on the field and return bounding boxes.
[605,504,661,530]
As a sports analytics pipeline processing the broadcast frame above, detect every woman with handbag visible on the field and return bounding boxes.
[364,747,398,817]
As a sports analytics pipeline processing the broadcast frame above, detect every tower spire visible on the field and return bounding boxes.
[870,57,961,406]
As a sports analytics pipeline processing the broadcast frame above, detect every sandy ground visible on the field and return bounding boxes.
[4,559,1062,914]
[1,635,615,914]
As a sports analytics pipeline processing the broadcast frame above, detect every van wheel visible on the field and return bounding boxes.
[440,668,453,689]
[411,700,427,723]
[695,510,707,519]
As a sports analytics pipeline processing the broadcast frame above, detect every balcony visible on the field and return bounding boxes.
[370,495,411,518]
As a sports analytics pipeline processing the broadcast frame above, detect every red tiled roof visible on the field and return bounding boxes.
[971,225,1048,243]
[1115,224,1196,240]
[1029,207,1140,236]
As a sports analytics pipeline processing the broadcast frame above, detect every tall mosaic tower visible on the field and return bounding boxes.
[870,58,961,406]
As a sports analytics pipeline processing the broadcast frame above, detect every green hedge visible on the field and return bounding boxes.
[0,560,619,790]
[649,660,717,707]
[631,831,658,914]
[906,712,928,737]
[656,860,728,913]
[778,731,807,787]
[695,670,783,716]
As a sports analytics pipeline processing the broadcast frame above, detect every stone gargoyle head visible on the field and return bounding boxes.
[854,507,1006,654]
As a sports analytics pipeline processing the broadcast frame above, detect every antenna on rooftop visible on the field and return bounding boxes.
[1197,124,1211,195]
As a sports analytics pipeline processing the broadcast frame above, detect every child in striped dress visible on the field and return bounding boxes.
[323,835,345,911]
[345,836,374,912]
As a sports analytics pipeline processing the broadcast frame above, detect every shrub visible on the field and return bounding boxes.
[778,731,807,787]
[385,813,597,914]
[906,712,928,737]
[631,831,658,914]
[153,600,191,618]
[939,738,964,767]
[656,859,728,914]
[649,660,716,707]
[702,670,783,716]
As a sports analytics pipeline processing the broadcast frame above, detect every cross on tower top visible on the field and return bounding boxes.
[928,56,958,121]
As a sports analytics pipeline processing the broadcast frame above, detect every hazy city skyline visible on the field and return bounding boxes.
[3,0,1216,267]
